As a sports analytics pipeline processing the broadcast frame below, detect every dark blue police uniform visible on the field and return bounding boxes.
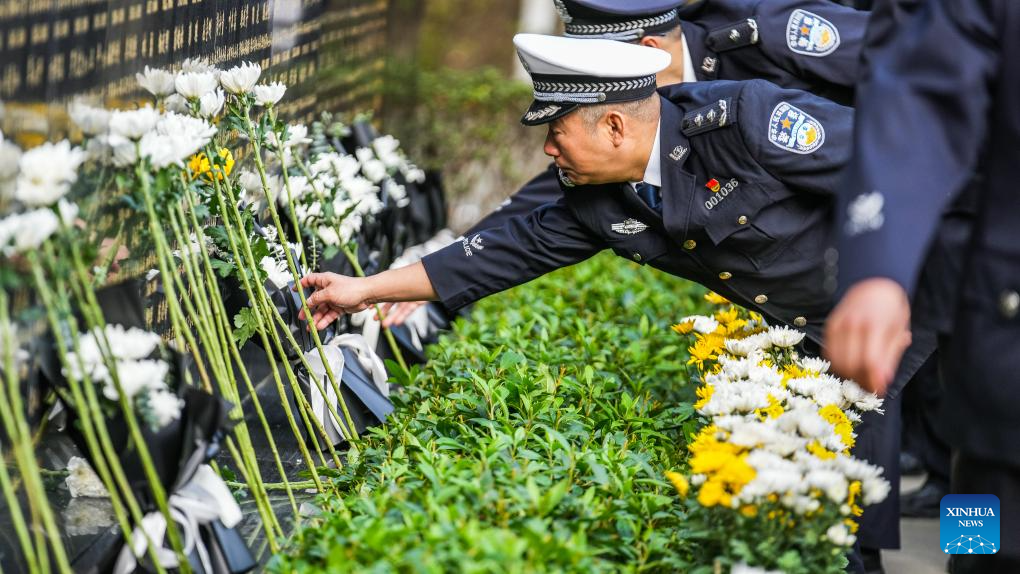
[837,1,1020,570]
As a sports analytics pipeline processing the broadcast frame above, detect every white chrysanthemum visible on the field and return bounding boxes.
[344,175,379,201]
[387,181,409,207]
[164,93,189,114]
[283,175,311,201]
[842,380,884,413]
[360,158,387,183]
[57,198,79,226]
[179,57,216,75]
[402,164,426,184]
[372,135,402,168]
[65,457,108,498]
[314,152,361,182]
[253,82,286,107]
[219,62,261,94]
[825,523,856,547]
[68,100,111,136]
[731,562,784,574]
[198,88,225,118]
[800,356,831,373]
[135,66,176,97]
[137,112,215,169]
[699,382,772,416]
[102,359,168,401]
[175,71,219,99]
[767,325,806,348]
[260,256,291,289]
[148,389,183,427]
[104,135,137,167]
[97,324,162,360]
[680,315,720,335]
[806,468,849,503]
[723,334,767,357]
[108,106,161,140]
[238,170,263,196]
[14,141,84,206]
[747,360,784,388]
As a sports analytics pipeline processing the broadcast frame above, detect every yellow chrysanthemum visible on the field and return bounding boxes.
[698,478,729,507]
[844,518,860,533]
[687,338,718,371]
[672,321,695,335]
[695,384,714,410]
[847,481,864,517]
[188,148,234,181]
[665,471,690,498]
[755,394,784,421]
[819,404,856,451]
[725,319,749,335]
[740,504,758,518]
[714,306,739,325]
[807,440,837,460]
[704,291,730,305]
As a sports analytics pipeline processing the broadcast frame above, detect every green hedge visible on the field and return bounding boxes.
[272,255,711,572]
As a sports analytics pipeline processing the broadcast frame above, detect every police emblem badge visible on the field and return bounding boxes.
[786,9,840,57]
[768,102,825,154]
[611,219,649,235]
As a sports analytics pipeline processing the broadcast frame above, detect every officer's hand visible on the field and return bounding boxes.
[378,301,426,328]
[823,278,913,396]
[297,272,373,330]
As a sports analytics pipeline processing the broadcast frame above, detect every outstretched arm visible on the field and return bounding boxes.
[297,262,436,330]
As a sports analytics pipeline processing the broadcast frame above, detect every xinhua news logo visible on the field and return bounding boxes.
[940,494,1000,555]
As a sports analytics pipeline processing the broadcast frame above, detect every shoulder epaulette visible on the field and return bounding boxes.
[705,19,760,53]
[682,97,736,137]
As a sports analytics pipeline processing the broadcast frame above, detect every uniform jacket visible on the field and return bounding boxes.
[428,81,853,344]
[466,0,869,235]
[836,0,1020,464]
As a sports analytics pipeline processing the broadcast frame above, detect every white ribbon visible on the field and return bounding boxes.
[304,334,389,444]
[114,464,242,574]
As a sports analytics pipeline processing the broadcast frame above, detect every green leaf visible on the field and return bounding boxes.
[232,307,259,346]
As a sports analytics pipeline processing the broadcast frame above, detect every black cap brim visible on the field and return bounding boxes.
[520,100,579,126]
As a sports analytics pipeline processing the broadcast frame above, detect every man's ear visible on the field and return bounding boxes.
[638,35,663,49]
[605,111,626,147]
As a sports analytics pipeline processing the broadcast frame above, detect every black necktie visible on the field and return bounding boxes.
[635,182,662,213]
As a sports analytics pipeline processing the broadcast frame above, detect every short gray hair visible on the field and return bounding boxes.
[577,94,659,133]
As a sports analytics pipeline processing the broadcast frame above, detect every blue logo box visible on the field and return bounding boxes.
[940,494,1001,555]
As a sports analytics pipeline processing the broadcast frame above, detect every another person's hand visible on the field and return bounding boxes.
[378,301,427,328]
[297,272,373,330]
[823,277,913,396]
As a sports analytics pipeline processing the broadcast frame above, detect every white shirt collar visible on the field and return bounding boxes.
[681,33,697,84]
[641,118,663,187]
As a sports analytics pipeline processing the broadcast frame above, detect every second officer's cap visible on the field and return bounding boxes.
[514,33,671,126]
[553,0,684,41]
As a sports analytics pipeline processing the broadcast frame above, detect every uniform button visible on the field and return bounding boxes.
[754,294,768,305]
[1000,290,1020,319]
[793,316,808,328]
[632,252,642,262]
[683,239,697,250]
[737,216,748,225]
[718,271,732,280]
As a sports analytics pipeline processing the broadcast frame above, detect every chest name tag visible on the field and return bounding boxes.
[787,9,840,57]
[768,102,825,155]
[704,178,739,210]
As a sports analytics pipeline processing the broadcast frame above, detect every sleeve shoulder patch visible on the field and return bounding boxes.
[767,102,825,154]
[705,19,760,53]
[786,9,840,57]
[682,98,736,137]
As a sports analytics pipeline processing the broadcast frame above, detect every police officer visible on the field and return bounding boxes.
[450,0,871,238]
[826,0,1020,572]
[301,37,932,573]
